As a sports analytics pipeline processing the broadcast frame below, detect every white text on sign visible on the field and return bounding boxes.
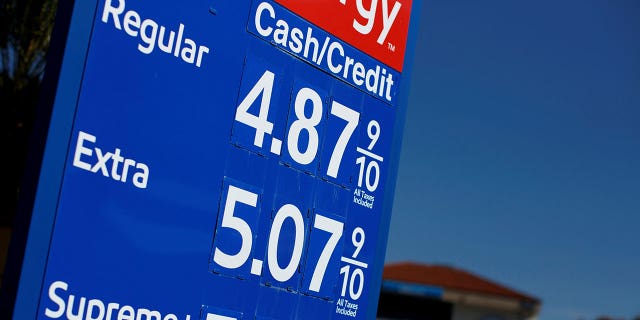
[101,0,210,67]
[44,281,191,320]
[339,0,402,45]
[73,131,149,189]
[252,2,396,103]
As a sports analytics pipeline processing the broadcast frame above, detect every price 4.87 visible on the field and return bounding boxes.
[233,69,360,180]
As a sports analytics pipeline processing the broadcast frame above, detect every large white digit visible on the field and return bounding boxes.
[267,204,305,282]
[213,185,257,269]
[349,268,364,300]
[339,265,350,297]
[356,156,366,187]
[356,156,380,192]
[235,70,275,148]
[338,265,364,300]
[308,214,344,292]
[287,88,322,165]
[327,101,360,178]
[365,160,380,191]
[351,227,365,259]
[367,120,380,150]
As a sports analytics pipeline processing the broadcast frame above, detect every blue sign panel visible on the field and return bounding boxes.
[13,0,418,319]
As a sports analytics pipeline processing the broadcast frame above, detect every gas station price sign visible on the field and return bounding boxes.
[11,0,417,319]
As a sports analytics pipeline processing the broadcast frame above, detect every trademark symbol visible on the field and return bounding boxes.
[387,42,396,52]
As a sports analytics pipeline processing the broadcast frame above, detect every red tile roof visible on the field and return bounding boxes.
[383,262,540,304]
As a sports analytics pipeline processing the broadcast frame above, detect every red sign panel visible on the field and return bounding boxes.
[274,0,412,72]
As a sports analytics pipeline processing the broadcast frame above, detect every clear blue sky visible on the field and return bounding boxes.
[386,1,640,319]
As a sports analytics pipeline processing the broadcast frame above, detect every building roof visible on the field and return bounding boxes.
[383,262,540,304]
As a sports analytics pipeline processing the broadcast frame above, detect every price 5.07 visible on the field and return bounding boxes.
[233,69,360,180]
[210,182,345,296]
